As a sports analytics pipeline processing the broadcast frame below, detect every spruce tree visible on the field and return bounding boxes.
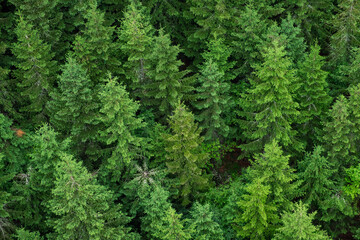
[348,83,360,152]
[194,58,230,141]
[238,39,300,156]
[0,41,15,117]
[97,74,144,181]
[234,177,277,240]
[188,202,224,240]
[15,229,43,240]
[163,102,209,206]
[47,153,132,240]
[156,207,191,240]
[273,201,330,240]
[12,16,57,125]
[144,29,194,117]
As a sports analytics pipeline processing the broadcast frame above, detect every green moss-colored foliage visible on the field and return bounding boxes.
[238,39,300,156]
[164,102,209,206]
[97,74,144,181]
[274,201,330,240]
[12,16,57,125]
[47,153,132,240]
[348,83,360,151]
[156,207,191,240]
[15,228,43,240]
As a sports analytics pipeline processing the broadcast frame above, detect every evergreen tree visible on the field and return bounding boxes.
[156,207,191,240]
[47,153,132,240]
[297,146,335,209]
[322,96,355,170]
[163,102,209,206]
[234,177,277,240]
[188,202,224,240]
[12,16,57,125]
[238,39,300,156]
[348,83,360,151]
[97,74,144,181]
[273,201,330,240]
[194,58,230,141]
[15,229,43,240]
[118,0,154,89]
[73,1,119,82]
[0,40,15,117]
[144,29,194,117]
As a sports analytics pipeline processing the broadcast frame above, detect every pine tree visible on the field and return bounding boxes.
[163,102,209,206]
[0,40,15,117]
[322,96,355,170]
[348,83,360,152]
[97,74,144,181]
[188,202,224,240]
[238,39,300,156]
[273,201,330,240]
[234,177,277,240]
[12,16,57,125]
[248,140,297,212]
[15,229,43,240]
[118,0,154,89]
[296,44,332,140]
[144,29,194,117]
[47,153,132,240]
[156,207,191,240]
[47,56,98,156]
[194,58,230,141]
[297,146,335,209]
[73,1,119,82]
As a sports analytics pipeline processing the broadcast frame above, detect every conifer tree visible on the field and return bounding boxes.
[348,83,360,151]
[238,39,300,155]
[344,48,360,86]
[47,56,98,155]
[97,74,144,181]
[73,1,119,82]
[273,201,330,240]
[12,17,57,125]
[297,146,335,209]
[164,102,209,206]
[144,29,194,117]
[15,229,43,240]
[156,207,191,240]
[248,140,297,212]
[47,153,132,240]
[188,202,224,240]
[194,58,230,141]
[118,0,153,89]
[322,96,355,170]
[296,44,332,140]
[234,177,277,240]
[0,41,15,117]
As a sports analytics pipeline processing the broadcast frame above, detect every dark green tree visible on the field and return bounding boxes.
[163,102,209,206]
[12,16,57,125]
[274,201,330,240]
[238,39,300,155]
[348,83,360,152]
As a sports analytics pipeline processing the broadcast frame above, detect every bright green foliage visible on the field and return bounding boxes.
[144,29,194,117]
[248,140,297,212]
[15,229,43,240]
[296,44,331,139]
[73,1,119,81]
[140,185,172,239]
[47,153,132,240]
[47,56,98,149]
[322,96,355,170]
[329,0,360,66]
[118,0,154,88]
[273,201,330,240]
[238,39,300,155]
[156,207,191,240]
[344,163,360,200]
[297,146,335,208]
[164,102,209,206]
[97,74,144,181]
[194,58,230,141]
[188,202,224,240]
[12,17,57,124]
[234,177,277,240]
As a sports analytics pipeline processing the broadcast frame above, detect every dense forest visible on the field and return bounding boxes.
[2,0,360,239]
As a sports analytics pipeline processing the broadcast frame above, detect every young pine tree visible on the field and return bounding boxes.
[156,207,191,240]
[273,201,330,240]
[238,39,300,156]
[188,202,224,240]
[163,102,209,206]
[12,16,57,125]
[144,29,194,117]
[47,153,132,240]
[97,74,144,181]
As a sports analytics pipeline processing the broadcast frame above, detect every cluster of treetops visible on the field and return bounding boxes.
[3,0,360,239]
